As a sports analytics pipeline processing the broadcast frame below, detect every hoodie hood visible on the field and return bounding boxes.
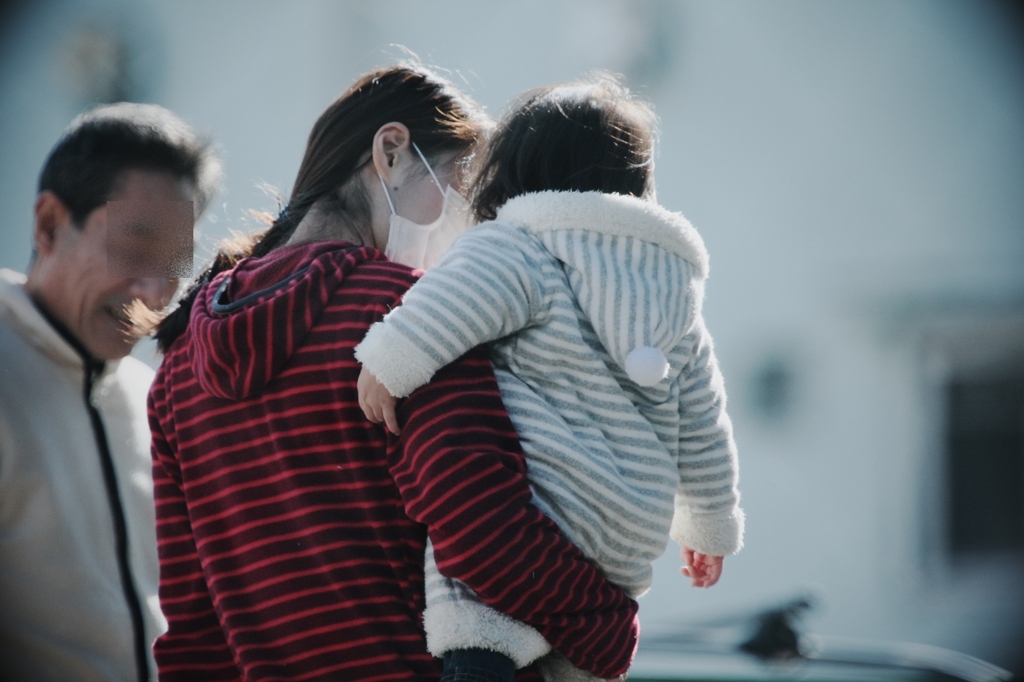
[188,242,383,400]
[496,191,709,279]
[496,191,709,388]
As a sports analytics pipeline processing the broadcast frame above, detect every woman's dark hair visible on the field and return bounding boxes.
[156,62,488,352]
[471,73,657,222]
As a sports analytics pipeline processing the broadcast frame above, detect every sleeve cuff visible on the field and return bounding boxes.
[355,320,440,398]
[670,504,745,557]
[424,598,552,668]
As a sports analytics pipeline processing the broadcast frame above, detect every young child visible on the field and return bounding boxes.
[355,75,745,682]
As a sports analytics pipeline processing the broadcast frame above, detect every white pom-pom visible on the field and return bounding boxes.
[625,346,669,386]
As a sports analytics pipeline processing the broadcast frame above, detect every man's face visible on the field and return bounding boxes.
[28,169,196,361]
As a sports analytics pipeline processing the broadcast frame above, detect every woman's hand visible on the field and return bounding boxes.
[680,545,724,588]
[358,366,401,436]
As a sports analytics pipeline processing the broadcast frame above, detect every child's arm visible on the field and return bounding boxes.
[670,317,745,565]
[355,224,544,403]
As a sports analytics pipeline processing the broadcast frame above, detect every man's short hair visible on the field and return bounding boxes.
[37,102,222,226]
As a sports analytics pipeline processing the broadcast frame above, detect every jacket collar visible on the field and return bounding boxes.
[0,268,111,374]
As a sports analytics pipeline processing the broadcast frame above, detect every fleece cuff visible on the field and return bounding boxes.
[670,505,745,557]
[354,320,440,398]
[424,598,552,669]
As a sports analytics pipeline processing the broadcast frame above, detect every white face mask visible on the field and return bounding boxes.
[378,142,472,270]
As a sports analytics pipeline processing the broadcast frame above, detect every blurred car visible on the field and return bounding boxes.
[628,596,1015,682]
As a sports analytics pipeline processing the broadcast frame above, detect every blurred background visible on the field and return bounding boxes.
[1,0,1022,677]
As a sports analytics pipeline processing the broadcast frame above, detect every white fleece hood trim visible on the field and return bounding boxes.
[496,190,710,280]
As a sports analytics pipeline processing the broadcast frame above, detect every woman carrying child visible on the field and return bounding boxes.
[149,64,640,682]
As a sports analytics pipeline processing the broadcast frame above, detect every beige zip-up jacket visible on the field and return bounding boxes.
[0,268,164,681]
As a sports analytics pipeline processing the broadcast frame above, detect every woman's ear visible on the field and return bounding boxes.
[371,122,412,186]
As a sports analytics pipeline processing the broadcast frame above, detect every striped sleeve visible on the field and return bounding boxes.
[149,381,242,681]
[356,224,544,398]
[388,349,639,679]
[669,318,745,557]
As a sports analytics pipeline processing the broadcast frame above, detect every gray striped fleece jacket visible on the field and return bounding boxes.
[355,190,744,678]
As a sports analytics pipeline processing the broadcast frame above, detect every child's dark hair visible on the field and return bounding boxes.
[471,72,657,222]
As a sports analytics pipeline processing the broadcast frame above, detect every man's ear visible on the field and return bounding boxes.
[32,191,73,257]
[371,122,411,186]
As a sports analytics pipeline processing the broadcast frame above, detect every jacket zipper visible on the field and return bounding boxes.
[83,361,150,682]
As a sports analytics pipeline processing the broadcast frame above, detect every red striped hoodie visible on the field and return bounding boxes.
[149,242,639,681]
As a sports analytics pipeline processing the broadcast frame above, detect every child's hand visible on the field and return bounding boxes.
[680,545,724,588]
[358,366,400,436]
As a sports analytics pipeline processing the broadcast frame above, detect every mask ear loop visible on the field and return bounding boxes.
[412,142,447,197]
[376,173,397,215]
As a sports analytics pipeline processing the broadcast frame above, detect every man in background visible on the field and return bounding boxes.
[0,103,221,681]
